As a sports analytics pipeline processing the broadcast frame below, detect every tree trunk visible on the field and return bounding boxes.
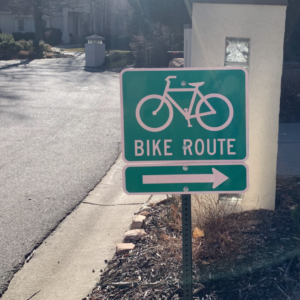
[99,0,105,35]
[33,0,44,56]
[103,0,108,36]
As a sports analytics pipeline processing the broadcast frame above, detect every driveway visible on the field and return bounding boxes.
[0,54,121,295]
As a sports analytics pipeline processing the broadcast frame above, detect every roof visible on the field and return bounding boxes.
[86,34,105,41]
[0,0,34,15]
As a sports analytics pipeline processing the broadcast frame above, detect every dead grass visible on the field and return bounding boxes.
[191,195,243,261]
[65,48,85,52]
[106,50,131,54]
[158,195,249,263]
[169,194,278,265]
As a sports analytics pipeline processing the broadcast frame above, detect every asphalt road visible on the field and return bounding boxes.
[0,54,121,295]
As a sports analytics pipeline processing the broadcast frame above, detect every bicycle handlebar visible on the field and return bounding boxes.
[165,76,177,82]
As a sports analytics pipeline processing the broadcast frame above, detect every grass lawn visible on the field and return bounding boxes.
[106,50,131,54]
[105,50,134,69]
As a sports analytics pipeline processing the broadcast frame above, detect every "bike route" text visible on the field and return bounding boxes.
[134,139,236,157]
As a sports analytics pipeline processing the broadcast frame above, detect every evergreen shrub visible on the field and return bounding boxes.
[43,28,62,46]
[105,51,134,68]
[13,32,35,42]
[17,39,34,51]
[0,33,22,53]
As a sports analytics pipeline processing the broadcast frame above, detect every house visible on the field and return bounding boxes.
[0,0,94,44]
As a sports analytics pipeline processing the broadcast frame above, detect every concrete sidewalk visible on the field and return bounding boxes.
[277,123,300,176]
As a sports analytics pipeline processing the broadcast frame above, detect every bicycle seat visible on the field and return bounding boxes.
[188,82,205,87]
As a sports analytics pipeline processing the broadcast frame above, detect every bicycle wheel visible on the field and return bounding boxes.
[196,93,234,132]
[136,94,173,132]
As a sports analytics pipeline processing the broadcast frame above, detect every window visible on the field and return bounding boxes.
[18,18,25,31]
[18,18,35,32]
[74,16,79,36]
[25,19,35,32]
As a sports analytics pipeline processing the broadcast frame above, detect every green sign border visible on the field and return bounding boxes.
[123,163,249,195]
[120,68,249,164]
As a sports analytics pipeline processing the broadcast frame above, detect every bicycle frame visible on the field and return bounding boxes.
[153,79,216,127]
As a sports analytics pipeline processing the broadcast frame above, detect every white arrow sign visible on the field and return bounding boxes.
[143,168,229,189]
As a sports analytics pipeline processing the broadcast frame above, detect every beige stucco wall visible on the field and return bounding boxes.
[0,14,15,33]
[191,3,286,210]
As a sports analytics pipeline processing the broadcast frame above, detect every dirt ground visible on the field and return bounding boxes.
[88,176,300,300]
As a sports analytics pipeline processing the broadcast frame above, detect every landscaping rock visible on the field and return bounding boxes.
[139,205,151,213]
[139,211,150,217]
[169,58,184,68]
[116,243,135,254]
[124,229,147,242]
[131,215,146,230]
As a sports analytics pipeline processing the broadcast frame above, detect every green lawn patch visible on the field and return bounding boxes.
[105,50,134,69]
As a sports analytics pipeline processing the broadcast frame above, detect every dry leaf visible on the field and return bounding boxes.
[171,204,178,219]
[161,234,170,240]
[193,227,205,238]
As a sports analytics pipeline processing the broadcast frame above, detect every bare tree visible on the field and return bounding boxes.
[97,0,129,36]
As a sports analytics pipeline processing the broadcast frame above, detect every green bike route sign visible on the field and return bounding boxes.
[123,164,248,195]
[120,68,248,163]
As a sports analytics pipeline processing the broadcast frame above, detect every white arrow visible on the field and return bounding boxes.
[143,168,229,189]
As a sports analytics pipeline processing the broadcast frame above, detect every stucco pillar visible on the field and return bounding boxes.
[62,8,69,44]
[191,0,287,211]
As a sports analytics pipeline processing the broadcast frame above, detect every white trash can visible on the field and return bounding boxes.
[85,34,105,67]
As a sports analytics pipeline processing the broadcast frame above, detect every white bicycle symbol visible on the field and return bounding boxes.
[136,76,234,132]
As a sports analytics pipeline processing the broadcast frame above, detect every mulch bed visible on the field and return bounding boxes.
[88,177,300,300]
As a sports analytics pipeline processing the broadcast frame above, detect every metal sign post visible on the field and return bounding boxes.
[182,194,193,300]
